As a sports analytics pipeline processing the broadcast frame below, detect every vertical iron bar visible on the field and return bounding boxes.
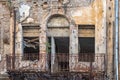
[89,54,92,80]
[104,54,107,79]
[12,8,16,69]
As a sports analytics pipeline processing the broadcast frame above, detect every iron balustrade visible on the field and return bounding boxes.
[6,53,105,73]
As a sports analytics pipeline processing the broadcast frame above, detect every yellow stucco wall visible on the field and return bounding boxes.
[71,0,106,53]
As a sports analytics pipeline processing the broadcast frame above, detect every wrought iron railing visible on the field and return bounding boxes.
[23,53,39,61]
[79,53,95,62]
[6,54,13,70]
[6,53,106,73]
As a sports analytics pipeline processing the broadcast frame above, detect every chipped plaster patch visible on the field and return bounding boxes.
[71,10,83,17]
[27,18,34,23]
[19,4,30,22]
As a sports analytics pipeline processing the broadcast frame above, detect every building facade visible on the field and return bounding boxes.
[0,0,118,80]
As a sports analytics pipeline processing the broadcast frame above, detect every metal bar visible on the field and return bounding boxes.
[12,8,16,69]
[89,55,92,80]
[115,0,119,80]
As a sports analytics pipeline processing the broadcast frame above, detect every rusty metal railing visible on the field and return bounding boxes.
[23,53,39,61]
[6,54,13,70]
[48,53,69,72]
[79,53,95,62]
[6,54,40,71]
[6,53,106,72]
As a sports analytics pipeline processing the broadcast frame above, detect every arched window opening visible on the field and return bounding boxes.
[47,14,70,72]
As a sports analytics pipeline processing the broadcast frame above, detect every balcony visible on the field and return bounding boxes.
[5,53,106,80]
[6,53,105,72]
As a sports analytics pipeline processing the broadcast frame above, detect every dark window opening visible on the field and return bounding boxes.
[78,37,95,62]
[48,37,69,71]
[55,37,69,53]
[23,37,39,61]
[55,37,69,71]
[47,37,51,72]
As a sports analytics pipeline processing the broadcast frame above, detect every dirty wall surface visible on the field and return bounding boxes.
[0,0,107,76]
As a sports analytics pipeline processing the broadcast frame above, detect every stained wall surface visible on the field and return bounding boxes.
[0,0,107,74]
[0,2,10,74]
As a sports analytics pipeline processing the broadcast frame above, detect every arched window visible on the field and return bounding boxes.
[47,14,70,72]
[47,14,70,37]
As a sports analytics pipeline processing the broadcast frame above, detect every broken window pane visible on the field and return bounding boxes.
[23,37,39,61]
[22,25,40,61]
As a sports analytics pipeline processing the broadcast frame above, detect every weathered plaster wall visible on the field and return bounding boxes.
[69,0,106,72]
[0,0,107,73]
[13,1,47,71]
[71,0,106,53]
[0,2,10,74]
[106,0,115,79]
[10,0,107,72]
[0,3,10,55]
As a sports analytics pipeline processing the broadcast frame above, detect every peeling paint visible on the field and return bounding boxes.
[19,4,30,22]
[0,0,108,78]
